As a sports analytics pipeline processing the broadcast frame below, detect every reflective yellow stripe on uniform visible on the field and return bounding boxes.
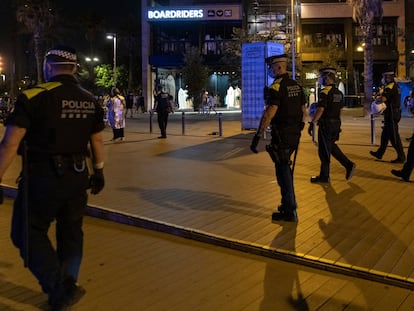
[386,82,395,89]
[22,82,62,100]
[269,77,283,92]
[321,85,332,95]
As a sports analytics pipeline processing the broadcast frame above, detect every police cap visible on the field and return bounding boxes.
[382,68,395,76]
[45,45,77,64]
[265,53,288,65]
[319,67,336,75]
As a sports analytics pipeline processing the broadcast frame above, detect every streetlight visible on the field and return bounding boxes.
[106,33,117,87]
[85,56,99,63]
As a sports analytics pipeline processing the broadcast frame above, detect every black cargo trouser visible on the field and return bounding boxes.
[318,119,353,179]
[11,156,89,294]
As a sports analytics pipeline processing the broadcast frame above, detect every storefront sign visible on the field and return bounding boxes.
[147,5,242,21]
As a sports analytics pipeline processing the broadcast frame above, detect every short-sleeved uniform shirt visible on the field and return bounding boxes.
[382,81,401,119]
[6,74,105,156]
[266,73,306,146]
[317,84,344,121]
[155,92,170,114]
[267,73,306,127]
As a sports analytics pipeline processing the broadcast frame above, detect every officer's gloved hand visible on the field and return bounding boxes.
[308,122,314,137]
[90,169,105,195]
[250,134,260,154]
[0,185,3,204]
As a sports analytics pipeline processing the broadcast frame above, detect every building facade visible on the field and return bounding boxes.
[141,0,243,110]
[141,0,408,111]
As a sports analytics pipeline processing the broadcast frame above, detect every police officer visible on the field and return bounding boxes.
[370,69,405,163]
[250,53,306,222]
[0,45,105,310]
[309,67,356,183]
[391,133,414,182]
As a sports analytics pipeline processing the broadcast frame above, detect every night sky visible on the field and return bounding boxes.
[0,1,141,60]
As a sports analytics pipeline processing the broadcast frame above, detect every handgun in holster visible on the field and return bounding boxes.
[266,144,280,164]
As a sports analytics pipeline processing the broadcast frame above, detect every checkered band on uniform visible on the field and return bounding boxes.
[46,49,77,62]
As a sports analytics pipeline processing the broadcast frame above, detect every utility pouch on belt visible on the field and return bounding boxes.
[51,154,86,176]
[266,144,280,164]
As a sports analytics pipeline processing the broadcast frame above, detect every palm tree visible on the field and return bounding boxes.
[348,0,383,114]
[16,0,58,84]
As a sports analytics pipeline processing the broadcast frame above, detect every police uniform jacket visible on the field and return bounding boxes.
[382,80,401,121]
[6,74,105,157]
[317,83,343,122]
[266,73,306,147]
[155,92,170,114]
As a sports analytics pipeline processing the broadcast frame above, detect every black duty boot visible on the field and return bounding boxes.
[369,150,382,160]
[310,176,330,183]
[346,163,356,180]
[49,277,86,311]
[390,156,405,164]
[391,169,410,182]
[272,210,298,222]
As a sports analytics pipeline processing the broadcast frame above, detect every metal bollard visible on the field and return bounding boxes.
[218,113,223,136]
[149,111,153,134]
[370,113,375,145]
[181,111,185,135]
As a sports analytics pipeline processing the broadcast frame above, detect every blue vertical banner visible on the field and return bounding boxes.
[398,81,414,117]
[241,42,284,130]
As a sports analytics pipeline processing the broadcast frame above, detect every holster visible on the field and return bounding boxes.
[266,144,280,163]
[266,144,291,165]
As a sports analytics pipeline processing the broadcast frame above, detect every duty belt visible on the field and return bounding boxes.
[28,153,86,175]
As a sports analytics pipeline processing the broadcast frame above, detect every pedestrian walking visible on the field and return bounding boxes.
[0,45,105,310]
[391,133,414,182]
[308,67,356,183]
[207,92,217,114]
[107,87,126,141]
[125,91,134,118]
[137,90,146,113]
[250,53,307,222]
[370,68,405,163]
[153,85,174,139]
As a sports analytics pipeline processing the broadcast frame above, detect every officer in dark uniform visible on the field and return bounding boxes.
[0,45,105,310]
[308,67,356,183]
[391,133,414,182]
[153,85,174,139]
[250,53,307,222]
[370,69,405,163]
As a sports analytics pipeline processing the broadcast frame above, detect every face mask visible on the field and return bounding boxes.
[267,66,276,79]
[381,78,385,85]
[318,76,327,86]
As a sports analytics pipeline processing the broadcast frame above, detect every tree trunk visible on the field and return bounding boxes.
[33,33,43,84]
[363,26,374,116]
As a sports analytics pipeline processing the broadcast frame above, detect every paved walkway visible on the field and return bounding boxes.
[2,197,414,311]
[1,109,414,309]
